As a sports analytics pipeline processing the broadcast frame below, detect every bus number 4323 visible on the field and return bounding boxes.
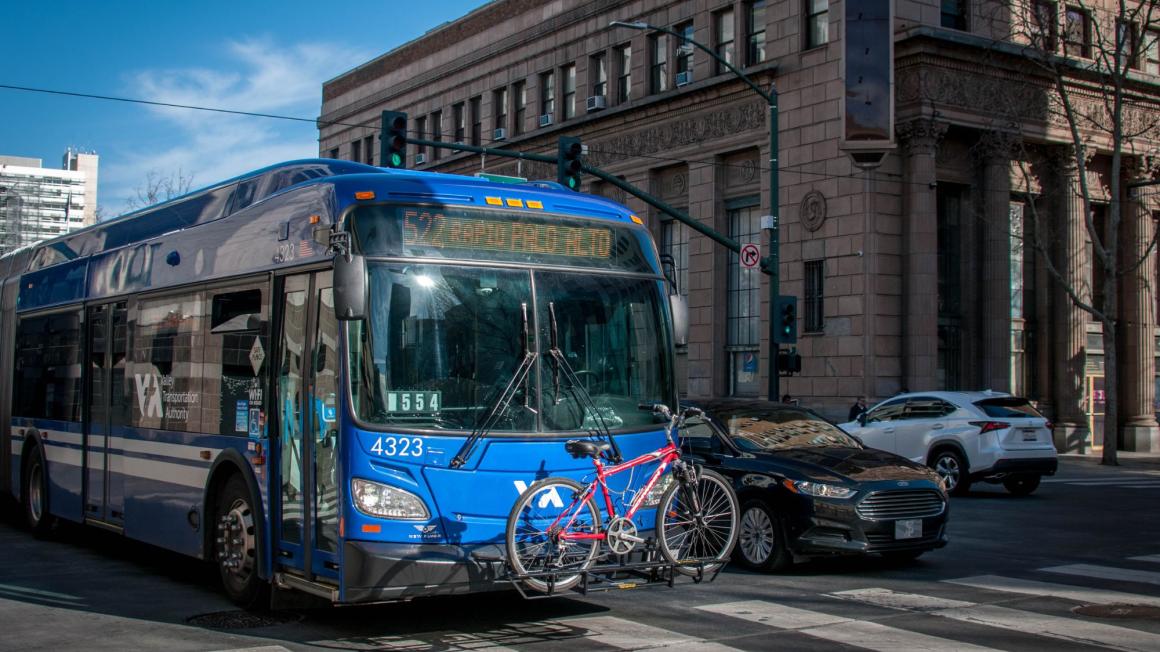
[370,436,424,457]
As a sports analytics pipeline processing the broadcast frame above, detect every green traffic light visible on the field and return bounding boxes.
[390,153,403,167]
[568,177,577,189]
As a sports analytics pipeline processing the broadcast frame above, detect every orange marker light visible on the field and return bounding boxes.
[485,196,503,206]
[630,215,644,225]
[361,524,382,533]
[309,214,321,224]
[506,198,524,208]
[355,191,375,200]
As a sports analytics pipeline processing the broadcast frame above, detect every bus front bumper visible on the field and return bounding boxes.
[342,541,507,603]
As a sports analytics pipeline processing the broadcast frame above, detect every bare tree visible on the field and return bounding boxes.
[125,168,195,211]
[977,0,1160,464]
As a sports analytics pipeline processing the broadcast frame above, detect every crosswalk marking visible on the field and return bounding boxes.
[937,603,1160,652]
[560,615,738,651]
[1041,563,1160,587]
[945,574,1160,607]
[1129,554,1160,563]
[798,619,1003,652]
[830,588,975,612]
[695,600,850,629]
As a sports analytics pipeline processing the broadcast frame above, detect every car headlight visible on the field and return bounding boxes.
[785,479,856,499]
[351,478,430,519]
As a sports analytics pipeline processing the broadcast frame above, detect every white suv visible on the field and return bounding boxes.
[839,391,1058,496]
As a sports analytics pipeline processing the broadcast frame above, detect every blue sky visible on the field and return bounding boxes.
[1,0,486,216]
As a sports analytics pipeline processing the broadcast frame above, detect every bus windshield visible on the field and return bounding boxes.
[347,264,671,432]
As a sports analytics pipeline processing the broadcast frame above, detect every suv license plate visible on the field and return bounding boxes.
[895,519,922,540]
[1022,428,1038,441]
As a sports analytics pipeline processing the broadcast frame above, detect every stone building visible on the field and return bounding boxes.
[318,0,1160,451]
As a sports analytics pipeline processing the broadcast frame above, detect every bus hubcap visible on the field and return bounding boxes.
[217,500,255,577]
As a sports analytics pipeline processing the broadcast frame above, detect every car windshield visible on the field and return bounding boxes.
[714,406,862,451]
[347,263,672,432]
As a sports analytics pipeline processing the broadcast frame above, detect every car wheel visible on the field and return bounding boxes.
[1002,474,1041,496]
[882,550,924,564]
[931,449,971,496]
[734,500,790,571]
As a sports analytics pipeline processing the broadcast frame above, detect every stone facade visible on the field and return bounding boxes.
[319,0,1160,451]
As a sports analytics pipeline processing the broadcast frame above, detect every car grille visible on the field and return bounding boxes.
[855,490,946,520]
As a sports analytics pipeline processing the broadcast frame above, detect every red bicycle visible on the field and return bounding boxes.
[505,404,739,593]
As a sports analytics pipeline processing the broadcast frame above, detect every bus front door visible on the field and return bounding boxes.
[84,302,127,526]
[275,271,340,583]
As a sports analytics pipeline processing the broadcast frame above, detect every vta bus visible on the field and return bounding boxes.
[0,159,686,606]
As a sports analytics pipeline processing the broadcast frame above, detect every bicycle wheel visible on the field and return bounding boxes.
[655,468,739,577]
[505,477,603,593]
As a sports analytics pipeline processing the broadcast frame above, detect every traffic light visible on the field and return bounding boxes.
[557,136,583,191]
[777,349,803,375]
[381,111,408,168]
[774,295,797,344]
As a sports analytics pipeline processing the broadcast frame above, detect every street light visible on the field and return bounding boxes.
[611,19,782,401]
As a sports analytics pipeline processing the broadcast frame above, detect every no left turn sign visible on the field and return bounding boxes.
[740,243,761,269]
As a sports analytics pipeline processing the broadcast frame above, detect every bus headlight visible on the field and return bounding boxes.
[351,479,430,520]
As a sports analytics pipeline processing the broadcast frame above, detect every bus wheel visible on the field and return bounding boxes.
[23,447,57,538]
[214,475,267,609]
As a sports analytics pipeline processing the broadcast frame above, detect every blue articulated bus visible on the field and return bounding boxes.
[0,159,683,606]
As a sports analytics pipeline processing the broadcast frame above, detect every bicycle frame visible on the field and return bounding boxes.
[553,441,681,543]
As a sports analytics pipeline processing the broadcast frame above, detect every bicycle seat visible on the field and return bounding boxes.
[564,439,611,459]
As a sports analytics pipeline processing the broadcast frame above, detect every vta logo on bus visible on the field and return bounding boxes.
[512,480,564,508]
[134,373,163,418]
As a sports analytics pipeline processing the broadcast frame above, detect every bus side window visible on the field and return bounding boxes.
[206,287,268,437]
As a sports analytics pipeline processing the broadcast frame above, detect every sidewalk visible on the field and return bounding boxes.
[1058,450,1160,468]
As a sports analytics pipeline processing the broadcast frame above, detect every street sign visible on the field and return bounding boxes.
[740,243,761,269]
[474,172,528,184]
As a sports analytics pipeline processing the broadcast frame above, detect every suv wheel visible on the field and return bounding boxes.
[734,500,790,571]
[930,449,971,496]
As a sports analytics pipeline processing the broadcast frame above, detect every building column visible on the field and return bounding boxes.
[973,131,1016,392]
[898,118,947,392]
[1118,157,1160,451]
[1051,148,1091,451]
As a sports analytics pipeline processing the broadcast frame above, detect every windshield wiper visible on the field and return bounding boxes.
[545,302,622,463]
[450,302,536,469]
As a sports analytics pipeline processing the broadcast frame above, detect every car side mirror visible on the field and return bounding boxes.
[670,293,688,346]
[857,413,867,426]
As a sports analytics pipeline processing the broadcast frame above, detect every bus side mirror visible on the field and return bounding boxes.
[670,293,688,347]
[334,253,368,321]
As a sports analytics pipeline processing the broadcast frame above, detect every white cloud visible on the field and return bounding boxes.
[103,37,371,215]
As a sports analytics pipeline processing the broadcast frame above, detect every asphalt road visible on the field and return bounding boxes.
[2,457,1160,651]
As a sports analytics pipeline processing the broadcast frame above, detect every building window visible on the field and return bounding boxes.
[714,8,735,74]
[650,33,669,93]
[363,135,375,166]
[1117,20,1139,69]
[937,183,968,390]
[453,102,465,143]
[1145,30,1160,74]
[1092,204,1108,311]
[591,53,608,98]
[350,139,362,163]
[727,197,762,397]
[746,1,767,66]
[416,116,427,157]
[616,44,633,102]
[1031,1,1058,51]
[470,96,482,146]
[513,81,526,135]
[675,21,694,84]
[806,0,829,49]
[941,0,967,30]
[540,71,555,122]
[431,110,442,160]
[562,64,576,120]
[1064,6,1091,58]
[493,88,507,134]
[804,260,824,333]
[328,147,339,159]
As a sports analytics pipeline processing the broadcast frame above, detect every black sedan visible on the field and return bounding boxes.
[681,399,949,571]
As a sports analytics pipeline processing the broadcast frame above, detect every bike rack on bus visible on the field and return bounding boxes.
[502,545,726,600]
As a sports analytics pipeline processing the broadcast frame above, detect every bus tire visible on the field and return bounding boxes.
[22,446,57,538]
[214,474,268,609]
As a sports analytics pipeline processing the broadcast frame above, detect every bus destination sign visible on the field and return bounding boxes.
[402,209,612,258]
